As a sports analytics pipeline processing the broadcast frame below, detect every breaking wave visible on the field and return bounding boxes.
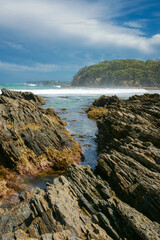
[1,87,148,96]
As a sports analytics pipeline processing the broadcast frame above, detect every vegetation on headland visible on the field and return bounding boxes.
[71,59,160,87]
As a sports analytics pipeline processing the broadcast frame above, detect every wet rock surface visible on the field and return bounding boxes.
[0,92,160,240]
[0,89,82,201]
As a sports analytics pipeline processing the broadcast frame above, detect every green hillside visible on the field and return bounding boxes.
[71,59,160,87]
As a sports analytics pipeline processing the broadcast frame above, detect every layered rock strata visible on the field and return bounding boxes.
[87,94,160,224]
[0,89,82,201]
[0,92,160,240]
[0,163,160,240]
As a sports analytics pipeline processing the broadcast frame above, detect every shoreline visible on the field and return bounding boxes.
[0,91,159,239]
[69,85,160,90]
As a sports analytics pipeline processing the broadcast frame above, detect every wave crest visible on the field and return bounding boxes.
[0,87,148,96]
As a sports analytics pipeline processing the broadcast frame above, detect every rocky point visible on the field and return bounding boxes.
[0,89,82,202]
[87,94,160,223]
[0,92,160,240]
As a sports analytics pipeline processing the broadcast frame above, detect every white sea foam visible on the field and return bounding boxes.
[1,87,148,96]
[26,83,37,87]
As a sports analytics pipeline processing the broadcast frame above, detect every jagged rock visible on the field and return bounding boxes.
[1,88,45,106]
[0,163,160,240]
[0,89,82,201]
[1,92,160,240]
[1,229,36,240]
[40,234,53,240]
[87,93,160,223]
[0,164,110,239]
[86,95,122,119]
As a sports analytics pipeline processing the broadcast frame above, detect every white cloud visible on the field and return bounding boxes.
[0,0,159,53]
[6,42,23,50]
[0,61,58,72]
[0,40,25,51]
[150,34,160,44]
[123,20,146,29]
[6,42,24,50]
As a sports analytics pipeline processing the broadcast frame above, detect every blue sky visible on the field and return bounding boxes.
[0,0,160,83]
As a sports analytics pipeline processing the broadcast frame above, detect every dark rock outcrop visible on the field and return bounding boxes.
[0,163,160,240]
[87,93,160,224]
[0,92,160,240]
[1,88,45,106]
[0,89,82,201]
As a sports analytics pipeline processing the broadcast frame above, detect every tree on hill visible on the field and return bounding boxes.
[71,59,160,87]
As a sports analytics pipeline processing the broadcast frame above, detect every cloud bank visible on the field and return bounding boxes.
[0,0,159,53]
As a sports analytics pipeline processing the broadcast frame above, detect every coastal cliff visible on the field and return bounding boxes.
[0,92,160,240]
[72,59,160,87]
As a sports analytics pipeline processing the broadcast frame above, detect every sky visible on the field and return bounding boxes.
[0,0,160,83]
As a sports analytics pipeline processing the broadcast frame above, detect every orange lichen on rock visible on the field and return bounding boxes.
[86,106,108,119]
[0,89,83,201]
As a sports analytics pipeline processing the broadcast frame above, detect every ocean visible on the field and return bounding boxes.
[1,82,160,171]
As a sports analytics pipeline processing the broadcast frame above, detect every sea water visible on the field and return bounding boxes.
[0,83,160,170]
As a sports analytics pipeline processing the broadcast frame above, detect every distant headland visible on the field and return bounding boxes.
[71,59,160,88]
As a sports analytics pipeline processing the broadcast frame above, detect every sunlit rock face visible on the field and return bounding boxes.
[0,163,160,240]
[0,89,82,201]
[88,93,160,223]
[0,92,160,240]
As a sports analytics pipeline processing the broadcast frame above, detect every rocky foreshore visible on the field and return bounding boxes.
[0,163,160,240]
[0,89,82,202]
[0,91,160,240]
[87,94,160,219]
